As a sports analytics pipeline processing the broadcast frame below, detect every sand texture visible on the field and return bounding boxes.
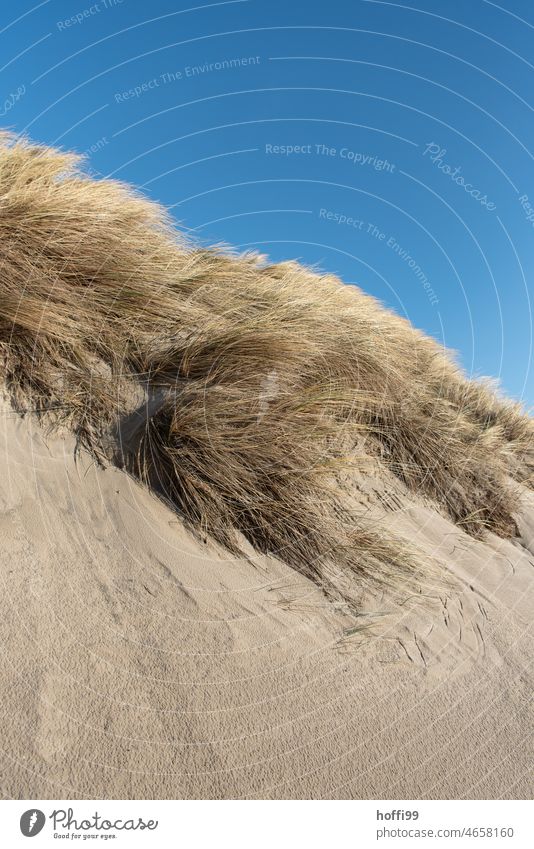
[1,401,532,800]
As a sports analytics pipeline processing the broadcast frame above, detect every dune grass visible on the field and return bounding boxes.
[0,132,532,607]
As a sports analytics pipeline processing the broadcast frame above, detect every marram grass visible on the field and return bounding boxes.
[0,132,532,608]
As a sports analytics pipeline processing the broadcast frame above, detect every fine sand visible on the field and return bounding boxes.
[1,397,532,800]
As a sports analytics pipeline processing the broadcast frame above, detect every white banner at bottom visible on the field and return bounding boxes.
[1,799,532,848]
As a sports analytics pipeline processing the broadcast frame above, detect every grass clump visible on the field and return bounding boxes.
[0,132,532,607]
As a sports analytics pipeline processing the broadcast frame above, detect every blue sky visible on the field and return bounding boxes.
[2,0,533,405]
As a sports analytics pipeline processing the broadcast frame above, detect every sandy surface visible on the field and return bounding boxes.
[0,401,532,799]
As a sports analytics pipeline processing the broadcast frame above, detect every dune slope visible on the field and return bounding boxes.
[0,133,533,612]
[0,407,532,799]
[0,133,532,798]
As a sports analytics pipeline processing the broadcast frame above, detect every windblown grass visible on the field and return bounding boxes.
[0,132,532,607]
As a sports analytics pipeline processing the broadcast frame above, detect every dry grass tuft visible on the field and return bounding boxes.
[0,132,532,608]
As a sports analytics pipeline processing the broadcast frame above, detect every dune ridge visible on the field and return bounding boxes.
[0,131,532,610]
[0,132,533,800]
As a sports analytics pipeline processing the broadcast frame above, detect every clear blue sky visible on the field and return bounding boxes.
[2,0,533,405]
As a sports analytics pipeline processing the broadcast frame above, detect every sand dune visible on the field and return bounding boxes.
[0,133,532,799]
[1,400,532,799]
